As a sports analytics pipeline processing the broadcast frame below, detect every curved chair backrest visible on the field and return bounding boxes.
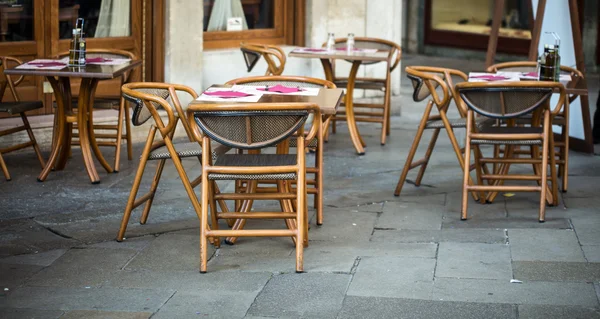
[225,75,336,89]
[0,56,26,102]
[486,61,584,104]
[455,82,565,120]
[240,43,286,76]
[405,66,470,116]
[192,103,320,150]
[324,37,402,70]
[121,82,197,139]
[57,49,137,84]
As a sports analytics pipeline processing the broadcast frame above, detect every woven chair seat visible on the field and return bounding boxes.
[147,142,229,161]
[208,154,297,181]
[472,126,543,145]
[425,117,493,129]
[334,80,385,91]
[0,101,43,115]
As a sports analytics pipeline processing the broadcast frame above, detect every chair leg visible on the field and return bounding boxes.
[208,180,221,249]
[0,153,11,181]
[414,128,440,186]
[315,126,324,225]
[113,97,126,172]
[277,180,298,245]
[140,159,167,225]
[296,172,306,273]
[548,128,559,207]
[539,115,550,222]
[124,102,133,161]
[461,112,473,220]
[381,84,391,144]
[561,124,569,193]
[200,166,210,273]
[20,113,46,168]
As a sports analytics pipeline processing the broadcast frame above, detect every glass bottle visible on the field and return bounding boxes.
[553,43,561,81]
[326,33,335,51]
[538,45,553,81]
[69,18,86,67]
[347,33,355,53]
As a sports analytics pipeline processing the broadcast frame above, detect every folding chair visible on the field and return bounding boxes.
[394,66,490,200]
[487,61,582,193]
[325,37,401,145]
[189,101,321,273]
[225,76,335,227]
[240,43,286,76]
[456,81,566,222]
[0,56,45,181]
[116,82,228,242]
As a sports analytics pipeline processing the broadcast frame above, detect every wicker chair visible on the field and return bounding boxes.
[240,43,286,76]
[116,82,229,242]
[487,61,582,193]
[188,101,321,273]
[0,57,45,181]
[456,81,566,222]
[394,66,491,200]
[56,49,136,172]
[324,37,401,145]
[225,76,335,228]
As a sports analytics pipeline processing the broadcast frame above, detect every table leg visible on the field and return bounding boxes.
[56,77,72,170]
[37,77,68,182]
[346,61,366,154]
[77,78,104,184]
[86,87,114,174]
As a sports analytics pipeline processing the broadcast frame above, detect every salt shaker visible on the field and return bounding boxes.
[326,33,335,51]
[347,33,355,53]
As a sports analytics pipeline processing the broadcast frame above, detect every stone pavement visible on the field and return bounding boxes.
[1,55,600,318]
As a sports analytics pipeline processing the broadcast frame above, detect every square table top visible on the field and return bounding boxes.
[188,85,345,115]
[4,60,142,79]
[288,48,390,62]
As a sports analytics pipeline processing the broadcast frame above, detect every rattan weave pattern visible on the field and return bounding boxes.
[208,154,297,180]
[125,88,171,126]
[147,141,229,161]
[460,89,552,119]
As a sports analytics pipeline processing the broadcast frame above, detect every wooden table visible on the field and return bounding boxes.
[289,49,391,154]
[4,60,142,184]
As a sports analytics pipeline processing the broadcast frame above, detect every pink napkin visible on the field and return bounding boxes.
[86,57,113,63]
[301,48,327,52]
[257,84,303,94]
[522,72,538,77]
[335,47,361,51]
[203,90,253,98]
[28,62,66,68]
[470,75,509,81]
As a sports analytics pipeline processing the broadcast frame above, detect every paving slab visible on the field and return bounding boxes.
[371,228,507,244]
[2,286,175,312]
[432,278,599,307]
[153,291,256,319]
[347,256,435,299]
[0,263,44,292]
[435,243,512,280]
[517,304,600,319]
[206,237,295,273]
[571,217,600,245]
[246,273,351,318]
[0,308,64,319]
[337,296,517,319]
[26,248,136,288]
[513,261,600,282]
[86,236,156,252]
[583,246,600,262]
[508,229,586,262]
[0,249,67,267]
[376,201,444,230]
[308,209,378,242]
[125,233,215,272]
[60,310,153,319]
[0,219,80,257]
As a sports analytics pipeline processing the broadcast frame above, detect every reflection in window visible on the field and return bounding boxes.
[0,0,34,42]
[59,0,130,39]
[431,0,531,39]
[204,0,274,32]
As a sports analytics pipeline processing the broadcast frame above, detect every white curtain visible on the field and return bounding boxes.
[207,0,248,31]
[95,0,131,37]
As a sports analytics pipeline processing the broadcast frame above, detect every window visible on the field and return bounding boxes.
[58,0,131,39]
[0,0,34,42]
[203,0,304,50]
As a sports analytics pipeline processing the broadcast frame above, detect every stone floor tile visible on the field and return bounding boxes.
[0,219,79,257]
[153,291,256,319]
[0,263,44,292]
[436,243,512,280]
[376,201,444,230]
[572,217,600,245]
[60,310,153,319]
[0,308,64,319]
[308,209,377,242]
[125,233,215,272]
[26,248,136,288]
[517,304,600,319]
[86,236,156,252]
[337,296,517,319]
[508,229,586,262]
[2,286,175,312]
[432,278,599,307]
[246,273,351,318]
[0,249,67,267]
[347,256,435,299]
[583,246,600,262]
[512,261,600,282]
[371,229,507,244]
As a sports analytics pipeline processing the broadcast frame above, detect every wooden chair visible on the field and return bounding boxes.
[116,82,229,242]
[325,37,401,145]
[487,61,581,193]
[240,43,286,76]
[56,49,136,172]
[225,76,335,227]
[456,81,566,222]
[0,56,45,181]
[188,101,321,273]
[393,66,491,200]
